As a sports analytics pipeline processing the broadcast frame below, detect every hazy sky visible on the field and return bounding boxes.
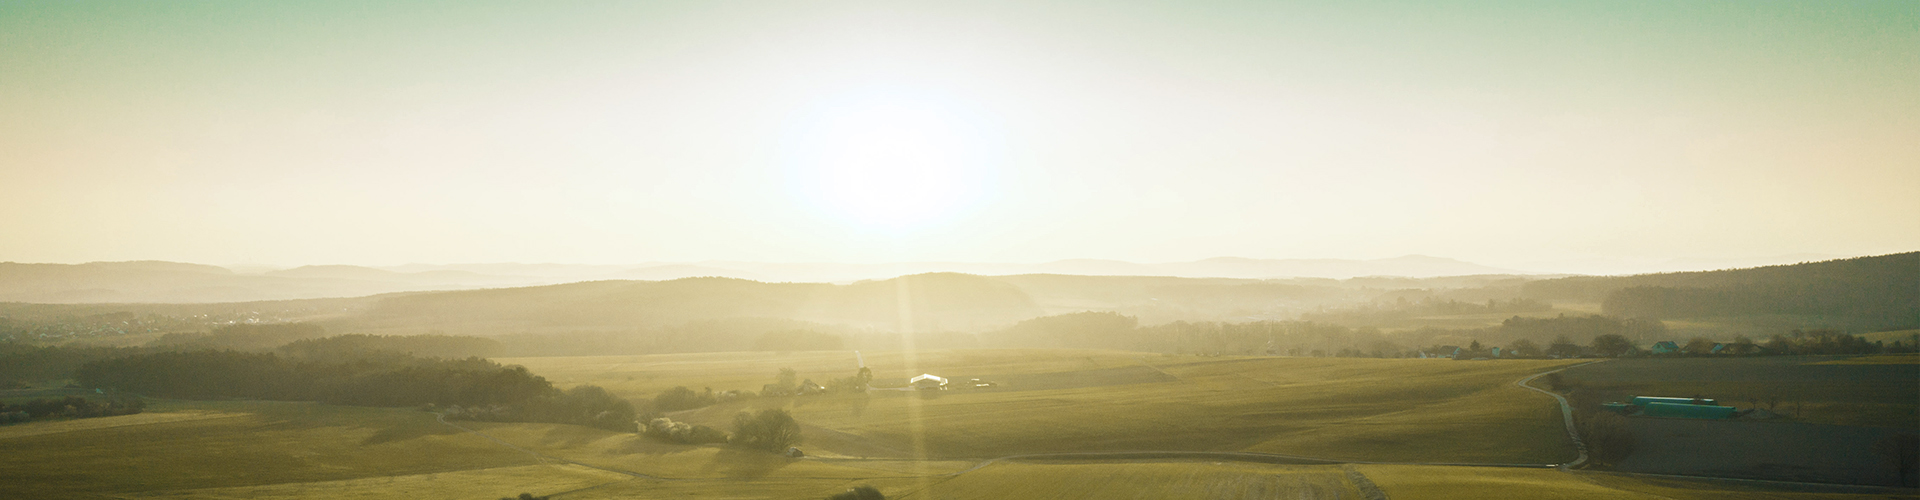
[3,1,1916,272]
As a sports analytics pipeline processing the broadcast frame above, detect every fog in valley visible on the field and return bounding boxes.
[2,1,1916,499]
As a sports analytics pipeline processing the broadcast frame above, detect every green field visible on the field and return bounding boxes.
[507,350,1583,463]
[1555,356,1920,428]
[4,350,1909,499]
[1355,465,1899,500]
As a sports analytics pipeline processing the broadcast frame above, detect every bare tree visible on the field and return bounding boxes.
[1875,434,1919,487]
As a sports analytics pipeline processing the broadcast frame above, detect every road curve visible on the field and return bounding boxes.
[1514,361,1603,469]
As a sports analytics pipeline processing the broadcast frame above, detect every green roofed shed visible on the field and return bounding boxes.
[1631,396,1716,406]
[1640,402,1737,419]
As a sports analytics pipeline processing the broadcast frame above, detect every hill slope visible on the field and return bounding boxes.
[1521,252,1919,329]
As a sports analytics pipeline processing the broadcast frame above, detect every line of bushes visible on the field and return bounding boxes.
[0,395,144,424]
[73,349,635,432]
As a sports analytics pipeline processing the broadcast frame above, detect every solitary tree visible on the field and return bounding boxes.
[1591,334,1635,357]
[1875,434,1920,487]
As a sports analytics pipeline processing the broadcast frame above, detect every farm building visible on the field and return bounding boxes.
[1632,396,1717,406]
[1640,402,1738,419]
[910,374,948,390]
[1651,341,1679,354]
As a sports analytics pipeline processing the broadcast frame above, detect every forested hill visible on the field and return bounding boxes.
[1521,252,1919,328]
[347,273,1046,334]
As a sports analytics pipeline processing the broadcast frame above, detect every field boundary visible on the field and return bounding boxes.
[1513,360,1602,469]
[434,413,669,481]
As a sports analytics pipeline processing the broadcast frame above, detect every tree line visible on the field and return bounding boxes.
[1,395,145,424]
[73,349,636,432]
[1523,252,1918,330]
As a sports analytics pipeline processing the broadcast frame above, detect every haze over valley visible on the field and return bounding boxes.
[2,1,1915,499]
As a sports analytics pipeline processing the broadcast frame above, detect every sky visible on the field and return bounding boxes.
[2,1,1916,274]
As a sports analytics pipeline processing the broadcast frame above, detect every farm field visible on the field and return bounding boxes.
[508,350,1585,464]
[0,400,545,499]
[1554,356,1920,428]
[1354,465,1904,500]
[4,350,1912,499]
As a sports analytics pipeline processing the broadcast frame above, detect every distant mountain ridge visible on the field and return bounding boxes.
[597,255,1529,284]
[0,255,1534,303]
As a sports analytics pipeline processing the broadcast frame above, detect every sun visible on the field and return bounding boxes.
[784,90,1001,232]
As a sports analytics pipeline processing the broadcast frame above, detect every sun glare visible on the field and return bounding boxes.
[785,91,1001,232]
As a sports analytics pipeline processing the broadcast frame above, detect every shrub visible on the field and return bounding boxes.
[732,408,803,453]
[828,485,884,500]
[646,417,728,444]
[653,386,716,412]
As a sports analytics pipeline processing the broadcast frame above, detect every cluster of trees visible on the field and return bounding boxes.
[731,409,804,453]
[0,342,141,385]
[980,312,1416,357]
[653,386,721,412]
[640,409,804,454]
[1754,329,1889,356]
[1497,315,1665,345]
[0,310,231,343]
[1490,328,1899,360]
[1,325,512,387]
[277,333,503,361]
[74,349,636,432]
[0,395,144,424]
[645,416,729,444]
[651,367,871,414]
[1300,297,1552,326]
[1525,252,1918,331]
[147,323,330,352]
[490,318,853,357]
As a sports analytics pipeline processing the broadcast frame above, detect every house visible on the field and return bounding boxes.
[910,374,948,390]
[1651,341,1680,354]
[797,379,824,395]
[1423,345,1462,359]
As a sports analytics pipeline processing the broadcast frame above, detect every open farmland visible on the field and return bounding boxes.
[5,351,1911,498]
[1354,465,1904,500]
[1554,356,1920,428]
[507,350,1586,464]
[0,400,557,498]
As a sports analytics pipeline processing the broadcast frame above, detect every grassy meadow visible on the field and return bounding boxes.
[5,350,1911,499]
[506,350,1584,464]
